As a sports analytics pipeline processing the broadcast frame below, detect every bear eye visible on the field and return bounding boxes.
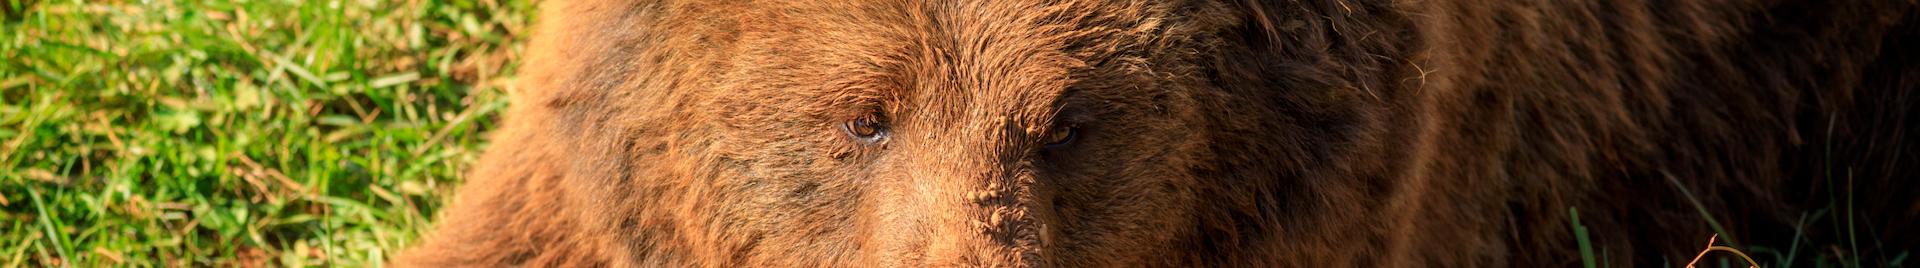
[1042,125,1077,149]
[843,117,887,143]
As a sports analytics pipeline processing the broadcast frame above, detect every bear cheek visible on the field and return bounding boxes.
[1045,154,1201,264]
[1043,113,1207,264]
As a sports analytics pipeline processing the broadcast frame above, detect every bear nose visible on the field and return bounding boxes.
[868,134,1051,267]
[933,169,1046,267]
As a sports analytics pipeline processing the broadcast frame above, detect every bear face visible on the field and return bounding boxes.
[707,5,1209,265]
[408,0,1415,266]
[554,2,1264,266]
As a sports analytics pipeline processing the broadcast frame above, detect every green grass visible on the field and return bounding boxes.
[1570,207,1600,268]
[1570,173,1905,268]
[1,0,529,266]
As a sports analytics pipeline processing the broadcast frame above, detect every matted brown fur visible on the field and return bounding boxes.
[397,0,1920,266]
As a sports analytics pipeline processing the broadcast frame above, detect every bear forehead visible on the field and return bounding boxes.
[727,1,1180,126]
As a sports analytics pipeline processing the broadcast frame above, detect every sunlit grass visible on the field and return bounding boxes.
[0,0,529,266]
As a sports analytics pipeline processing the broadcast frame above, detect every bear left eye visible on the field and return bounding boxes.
[843,117,888,143]
[1042,125,1077,149]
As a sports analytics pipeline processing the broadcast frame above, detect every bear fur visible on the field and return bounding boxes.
[397,0,1920,266]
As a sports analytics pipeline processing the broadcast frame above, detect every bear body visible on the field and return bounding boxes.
[399,0,1920,266]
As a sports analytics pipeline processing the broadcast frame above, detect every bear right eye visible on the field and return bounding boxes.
[843,117,888,143]
[1042,125,1077,149]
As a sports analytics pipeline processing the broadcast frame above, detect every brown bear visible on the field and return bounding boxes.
[397,0,1920,267]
